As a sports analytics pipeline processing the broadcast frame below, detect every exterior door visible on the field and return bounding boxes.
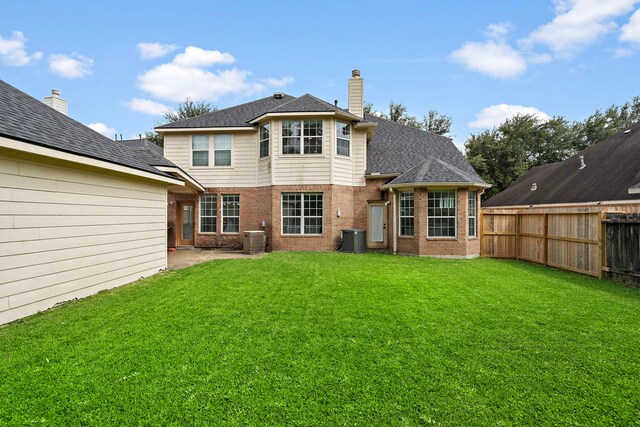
[178,202,195,246]
[367,202,387,248]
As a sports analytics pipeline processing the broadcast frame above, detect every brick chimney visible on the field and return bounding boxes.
[348,69,364,118]
[43,89,68,116]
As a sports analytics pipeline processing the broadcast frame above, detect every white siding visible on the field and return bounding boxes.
[0,151,168,325]
[164,132,259,188]
[352,129,367,186]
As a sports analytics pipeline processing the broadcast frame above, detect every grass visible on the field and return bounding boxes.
[1,252,639,426]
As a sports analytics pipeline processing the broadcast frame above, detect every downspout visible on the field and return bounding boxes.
[391,188,397,254]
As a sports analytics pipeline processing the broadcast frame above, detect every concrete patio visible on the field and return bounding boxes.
[167,248,265,270]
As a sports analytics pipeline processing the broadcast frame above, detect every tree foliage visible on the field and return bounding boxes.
[465,96,640,199]
[365,100,453,136]
[146,98,217,148]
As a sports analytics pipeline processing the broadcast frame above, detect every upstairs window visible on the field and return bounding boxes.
[336,121,350,157]
[428,190,457,238]
[259,124,270,158]
[468,191,477,238]
[192,135,209,167]
[214,134,232,166]
[282,120,323,155]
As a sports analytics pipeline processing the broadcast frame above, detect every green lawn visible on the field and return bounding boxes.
[1,253,639,426]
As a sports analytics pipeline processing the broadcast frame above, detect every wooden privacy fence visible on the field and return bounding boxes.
[603,213,640,280]
[481,212,604,277]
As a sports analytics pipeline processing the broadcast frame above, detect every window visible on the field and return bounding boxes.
[192,135,209,167]
[200,195,217,233]
[281,120,323,155]
[336,121,350,157]
[399,191,414,237]
[222,194,240,233]
[428,190,456,237]
[259,124,270,158]
[214,134,232,166]
[282,193,323,235]
[468,191,477,238]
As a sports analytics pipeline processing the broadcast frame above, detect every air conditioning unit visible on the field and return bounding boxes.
[342,229,366,253]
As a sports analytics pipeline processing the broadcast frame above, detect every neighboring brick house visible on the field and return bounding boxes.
[156,70,489,257]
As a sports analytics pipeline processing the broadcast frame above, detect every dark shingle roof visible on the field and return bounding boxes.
[156,94,296,129]
[267,94,342,114]
[483,123,640,207]
[388,155,483,185]
[365,113,486,184]
[0,80,172,179]
[119,138,175,167]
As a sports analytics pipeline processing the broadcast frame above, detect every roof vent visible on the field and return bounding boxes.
[273,92,284,99]
[531,183,537,191]
[352,69,361,78]
[579,155,586,169]
[334,99,338,107]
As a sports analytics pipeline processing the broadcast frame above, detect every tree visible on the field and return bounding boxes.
[423,110,453,136]
[363,101,375,115]
[146,98,217,148]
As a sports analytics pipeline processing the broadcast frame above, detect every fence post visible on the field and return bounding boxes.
[479,211,484,256]
[543,213,549,266]
[599,211,606,279]
[515,213,520,260]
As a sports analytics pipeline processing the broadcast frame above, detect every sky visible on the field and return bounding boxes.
[2,0,640,149]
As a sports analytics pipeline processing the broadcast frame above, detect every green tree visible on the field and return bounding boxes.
[146,98,217,148]
[423,110,453,136]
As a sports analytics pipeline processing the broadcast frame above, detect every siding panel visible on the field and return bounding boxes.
[0,152,168,324]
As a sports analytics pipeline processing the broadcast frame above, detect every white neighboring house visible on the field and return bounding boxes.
[0,81,188,325]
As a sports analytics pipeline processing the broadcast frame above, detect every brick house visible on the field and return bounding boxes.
[156,71,489,257]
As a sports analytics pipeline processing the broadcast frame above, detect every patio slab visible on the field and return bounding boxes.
[167,248,265,270]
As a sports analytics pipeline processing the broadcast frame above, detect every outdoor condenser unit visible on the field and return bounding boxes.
[342,229,366,253]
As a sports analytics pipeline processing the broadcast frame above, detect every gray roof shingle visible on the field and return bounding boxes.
[119,138,176,167]
[483,123,640,207]
[0,80,173,179]
[388,155,482,185]
[156,94,296,129]
[364,113,486,184]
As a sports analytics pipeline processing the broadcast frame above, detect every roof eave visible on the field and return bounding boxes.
[382,181,491,190]
[248,110,362,125]
[155,126,256,133]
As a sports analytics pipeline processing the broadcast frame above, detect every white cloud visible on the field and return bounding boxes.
[136,46,293,102]
[172,46,235,67]
[620,8,640,43]
[0,31,42,66]
[524,0,638,58]
[485,23,513,40]
[137,42,179,60]
[261,76,295,87]
[86,122,116,138]
[451,40,527,78]
[127,98,173,116]
[468,104,550,129]
[49,53,93,78]
[614,47,635,56]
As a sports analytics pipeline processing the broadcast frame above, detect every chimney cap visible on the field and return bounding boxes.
[51,89,60,97]
[273,92,284,99]
[352,69,361,78]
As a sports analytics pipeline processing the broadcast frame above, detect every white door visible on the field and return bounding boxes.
[368,202,387,248]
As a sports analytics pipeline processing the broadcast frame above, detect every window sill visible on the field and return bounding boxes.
[335,154,351,159]
[199,232,217,235]
[278,154,326,158]
[222,232,240,235]
[189,166,234,169]
[426,237,458,241]
[280,234,324,237]
[398,235,414,239]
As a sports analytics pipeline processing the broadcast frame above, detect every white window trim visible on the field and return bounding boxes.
[281,120,323,156]
[468,190,477,238]
[259,124,270,158]
[399,190,414,237]
[427,190,457,239]
[191,135,211,168]
[281,192,324,236]
[199,194,217,234]
[221,194,240,234]
[336,121,351,158]
[213,134,234,168]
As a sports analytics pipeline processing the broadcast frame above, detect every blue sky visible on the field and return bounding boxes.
[2,0,640,148]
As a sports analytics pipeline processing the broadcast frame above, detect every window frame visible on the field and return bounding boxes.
[468,190,477,238]
[281,192,324,235]
[427,190,457,238]
[191,135,210,167]
[214,134,233,167]
[336,121,351,157]
[199,194,217,234]
[259,123,270,158]
[222,194,240,234]
[399,190,414,237]
[281,120,323,155]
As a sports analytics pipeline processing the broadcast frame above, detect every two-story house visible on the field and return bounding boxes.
[156,70,489,257]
